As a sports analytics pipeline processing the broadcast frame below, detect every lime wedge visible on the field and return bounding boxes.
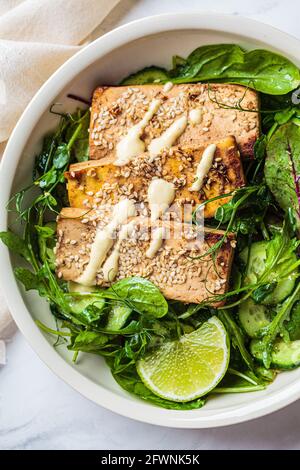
[137,316,229,402]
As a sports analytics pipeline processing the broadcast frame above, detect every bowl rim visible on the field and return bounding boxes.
[1,12,300,428]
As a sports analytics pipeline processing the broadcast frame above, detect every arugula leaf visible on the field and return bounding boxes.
[252,283,277,303]
[285,301,300,341]
[218,310,256,374]
[14,267,48,297]
[35,225,55,238]
[106,277,168,318]
[68,110,90,162]
[9,108,90,222]
[33,133,56,178]
[38,168,57,189]
[214,368,267,393]
[258,283,300,367]
[254,135,267,161]
[0,230,31,263]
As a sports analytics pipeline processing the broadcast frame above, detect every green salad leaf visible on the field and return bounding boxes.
[112,368,205,410]
[121,44,300,95]
[14,267,48,297]
[256,284,300,368]
[285,301,300,341]
[0,230,31,263]
[105,277,168,318]
[171,45,300,95]
[265,122,300,231]
[68,330,109,353]
[218,310,256,374]
[4,42,300,407]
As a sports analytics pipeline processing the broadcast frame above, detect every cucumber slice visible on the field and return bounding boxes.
[238,298,271,338]
[251,338,300,369]
[106,303,132,331]
[120,66,170,85]
[240,241,297,305]
[240,241,267,284]
[69,295,105,315]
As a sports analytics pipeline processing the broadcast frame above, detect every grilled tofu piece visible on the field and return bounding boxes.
[89,83,259,161]
[56,208,235,305]
[66,136,244,219]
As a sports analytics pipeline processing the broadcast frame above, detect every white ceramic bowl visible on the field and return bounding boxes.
[1,13,300,428]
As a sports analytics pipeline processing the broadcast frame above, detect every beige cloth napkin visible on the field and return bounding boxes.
[0,0,123,363]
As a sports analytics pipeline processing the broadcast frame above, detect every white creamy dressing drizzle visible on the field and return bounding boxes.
[102,220,137,282]
[76,199,136,286]
[189,143,217,192]
[114,83,204,166]
[163,81,174,93]
[146,227,166,258]
[189,108,202,125]
[148,115,188,157]
[147,178,175,222]
[115,98,161,166]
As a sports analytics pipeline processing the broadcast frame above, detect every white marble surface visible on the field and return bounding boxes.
[2,0,300,450]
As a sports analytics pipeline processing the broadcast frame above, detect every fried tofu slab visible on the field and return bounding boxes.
[66,136,244,219]
[89,83,259,161]
[56,208,234,305]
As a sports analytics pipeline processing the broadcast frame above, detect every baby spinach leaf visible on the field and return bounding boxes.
[121,44,300,95]
[112,368,205,410]
[106,277,168,318]
[265,123,300,230]
[171,43,245,80]
[170,44,300,95]
[172,54,186,69]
